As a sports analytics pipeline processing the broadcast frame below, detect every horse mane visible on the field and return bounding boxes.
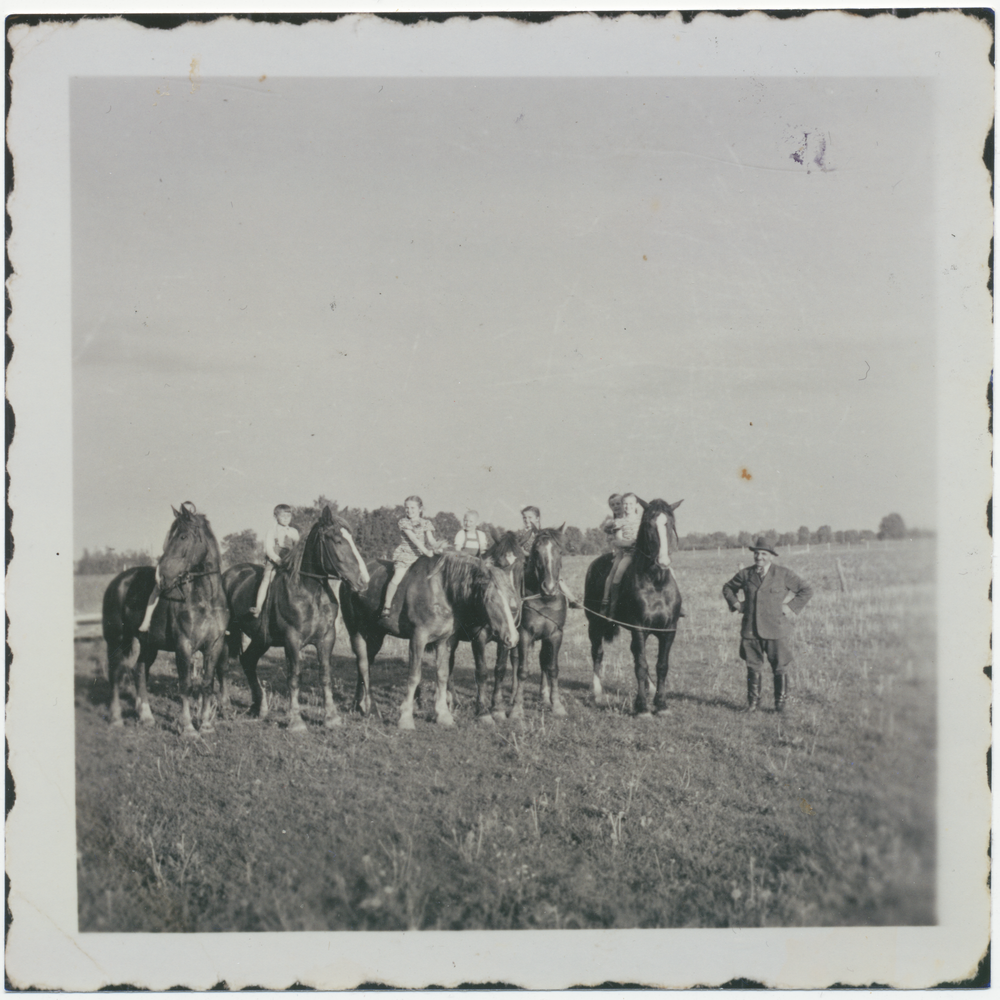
[634,499,678,582]
[435,551,492,607]
[485,531,523,566]
[285,532,308,578]
[285,506,353,580]
[165,505,221,572]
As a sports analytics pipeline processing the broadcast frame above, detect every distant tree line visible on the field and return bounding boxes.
[75,505,932,573]
[679,514,933,551]
[74,547,154,575]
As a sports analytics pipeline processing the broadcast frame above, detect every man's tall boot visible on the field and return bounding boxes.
[743,671,762,712]
[774,673,789,713]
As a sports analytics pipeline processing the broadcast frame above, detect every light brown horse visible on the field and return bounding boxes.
[341,551,520,730]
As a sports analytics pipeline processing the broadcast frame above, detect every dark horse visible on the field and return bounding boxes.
[584,499,684,715]
[341,551,520,730]
[223,506,369,731]
[508,526,570,719]
[103,502,229,734]
[445,530,525,723]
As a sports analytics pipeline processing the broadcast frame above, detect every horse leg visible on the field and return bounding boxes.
[398,629,428,730]
[469,633,494,725]
[432,638,455,727]
[240,638,268,718]
[653,632,676,713]
[491,642,509,722]
[286,635,308,733]
[589,619,608,707]
[174,642,198,736]
[630,629,653,717]
[318,629,342,729]
[350,629,373,716]
[135,638,157,726]
[508,632,530,721]
[543,632,567,717]
[199,637,228,733]
[107,632,130,727]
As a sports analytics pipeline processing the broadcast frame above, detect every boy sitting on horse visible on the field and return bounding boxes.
[251,504,300,616]
[600,492,646,616]
[138,500,198,634]
[518,504,582,609]
[454,510,489,557]
[379,495,444,626]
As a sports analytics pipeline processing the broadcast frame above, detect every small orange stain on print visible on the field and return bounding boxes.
[642,255,648,260]
[259,74,267,82]
[799,799,815,815]
[740,468,752,480]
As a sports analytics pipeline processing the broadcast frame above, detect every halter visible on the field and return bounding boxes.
[158,568,218,601]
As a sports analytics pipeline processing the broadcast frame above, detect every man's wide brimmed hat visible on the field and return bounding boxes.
[749,536,779,556]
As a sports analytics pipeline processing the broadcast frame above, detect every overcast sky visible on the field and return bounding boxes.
[72,74,934,555]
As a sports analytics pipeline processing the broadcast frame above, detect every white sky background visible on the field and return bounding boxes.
[72,73,935,555]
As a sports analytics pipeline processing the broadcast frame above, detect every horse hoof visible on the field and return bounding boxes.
[139,707,155,725]
[324,714,343,729]
[476,713,496,726]
[508,706,525,722]
[435,712,455,727]
[110,717,124,729]
[635,710,654,720]
[551,702,568,718]
[398,715,416,731]
[491,710,506,724]
[181,726,199,738]
[289,718,308,734]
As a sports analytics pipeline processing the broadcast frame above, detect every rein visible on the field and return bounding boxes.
[159,568,220,601]
[584,605,679,633]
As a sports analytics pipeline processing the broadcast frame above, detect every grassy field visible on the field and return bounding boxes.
[75,541,935,931]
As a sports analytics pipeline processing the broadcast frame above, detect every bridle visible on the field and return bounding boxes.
[158,568,218,601]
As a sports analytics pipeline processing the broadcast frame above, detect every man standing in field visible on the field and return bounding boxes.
[722,537,813,713]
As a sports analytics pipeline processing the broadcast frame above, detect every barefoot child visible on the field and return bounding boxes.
[251,504,300,616]
[379,496,442,625]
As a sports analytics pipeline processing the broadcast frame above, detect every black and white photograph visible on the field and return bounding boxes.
[5,9,992,990]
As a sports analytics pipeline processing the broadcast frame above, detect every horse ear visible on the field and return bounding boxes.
[171,505,180,518]
[670,499,684,511]
[490,526,501,543]
[320,506,333,525]
[558,522,566,536]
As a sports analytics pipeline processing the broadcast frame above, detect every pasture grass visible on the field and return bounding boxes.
[75,541,934,931]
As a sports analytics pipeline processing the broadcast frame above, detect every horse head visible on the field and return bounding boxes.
[160,501,220,585]
[526,525,565,598]
[635,499,683,577]
[304,506,370,592]
[482,562,521,649]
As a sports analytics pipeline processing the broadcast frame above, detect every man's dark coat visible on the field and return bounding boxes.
[722,563,813,639]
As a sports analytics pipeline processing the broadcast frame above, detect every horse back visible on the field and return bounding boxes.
[584,552,614,605]
[102,566,155,640]
[222,563,263,617]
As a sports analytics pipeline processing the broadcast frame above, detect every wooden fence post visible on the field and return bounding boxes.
[836,558,848,593]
